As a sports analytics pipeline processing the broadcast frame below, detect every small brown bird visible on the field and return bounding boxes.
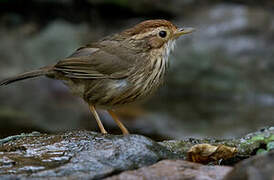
[0,19,194,135]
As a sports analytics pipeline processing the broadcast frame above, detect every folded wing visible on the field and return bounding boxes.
[54,46,132,79]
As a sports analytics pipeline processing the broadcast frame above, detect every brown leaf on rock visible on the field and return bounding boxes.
[187,144,237,164]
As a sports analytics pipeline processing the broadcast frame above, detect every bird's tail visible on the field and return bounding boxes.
[0,66,53,86]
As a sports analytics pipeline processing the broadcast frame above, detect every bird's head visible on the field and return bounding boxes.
[122,19,194,53]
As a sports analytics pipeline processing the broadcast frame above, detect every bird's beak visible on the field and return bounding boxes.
[174,27,195,38]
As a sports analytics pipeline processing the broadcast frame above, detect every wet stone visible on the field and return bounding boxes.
[0,131,175,179]
[105,159,232,180]
[224,151,274,180]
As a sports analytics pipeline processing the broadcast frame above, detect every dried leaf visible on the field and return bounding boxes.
[187,143,237,164]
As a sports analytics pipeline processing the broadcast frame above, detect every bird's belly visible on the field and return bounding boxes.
[107,76,163,107]
[62,79,86,98]
[61,73,163,108]
[80,77,162,108]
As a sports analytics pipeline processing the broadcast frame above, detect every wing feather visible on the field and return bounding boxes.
[54,45,132,79]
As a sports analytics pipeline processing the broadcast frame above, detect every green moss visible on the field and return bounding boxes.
[256,149,267,155]
[267,142,274,151]
[250,135,266,142]
[268,134,274,142]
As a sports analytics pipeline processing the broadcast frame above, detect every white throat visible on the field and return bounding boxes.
[163,40,176,65]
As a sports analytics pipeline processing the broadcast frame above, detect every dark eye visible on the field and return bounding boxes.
[159,30,167,38]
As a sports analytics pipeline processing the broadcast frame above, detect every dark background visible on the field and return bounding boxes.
[0,0,273,140]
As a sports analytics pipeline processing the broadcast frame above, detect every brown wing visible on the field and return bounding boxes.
[54,45,132,79]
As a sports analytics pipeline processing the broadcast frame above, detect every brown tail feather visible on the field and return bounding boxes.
[0,66,53,86]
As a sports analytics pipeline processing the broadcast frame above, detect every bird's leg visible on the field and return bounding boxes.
[89,105,107,134]
[108,110,129,135]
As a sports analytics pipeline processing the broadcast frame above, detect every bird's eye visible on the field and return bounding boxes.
[159,30,167,38]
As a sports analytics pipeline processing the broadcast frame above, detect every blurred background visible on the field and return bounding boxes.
[0,0,273,140]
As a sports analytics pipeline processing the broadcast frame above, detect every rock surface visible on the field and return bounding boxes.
[105,159,232,180]
[161,127,274,164]
[224,151,274,180]
[0,128,273,179]
[0,131,175,179]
